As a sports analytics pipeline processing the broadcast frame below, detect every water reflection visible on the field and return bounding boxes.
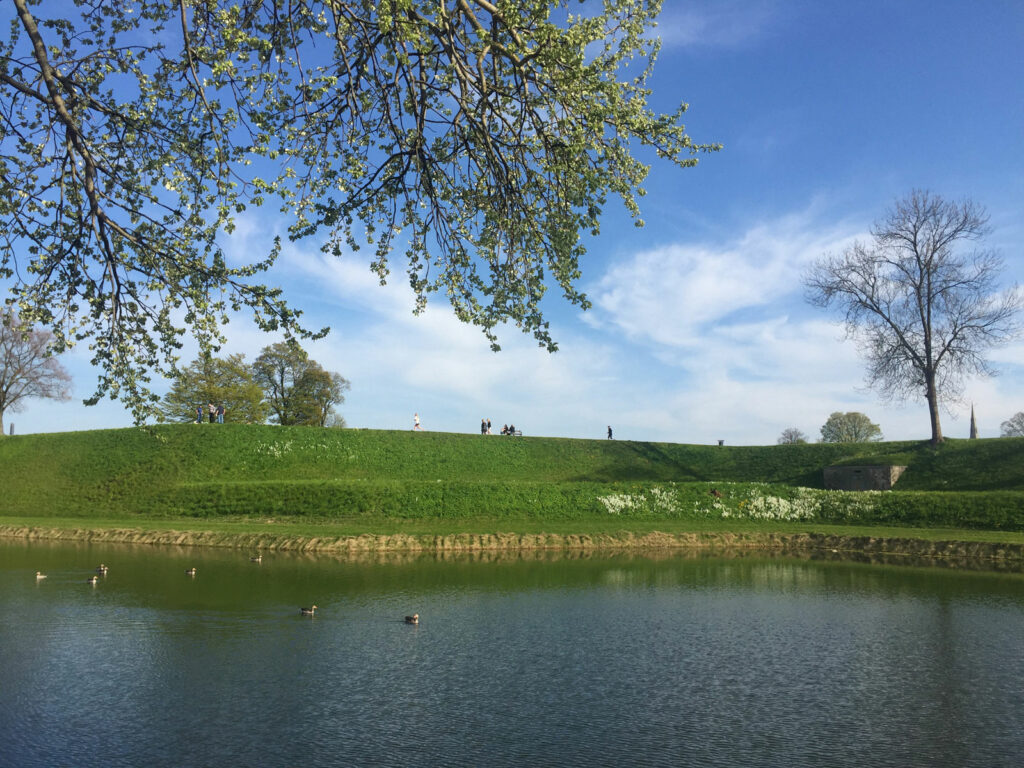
[1,540,1022,767]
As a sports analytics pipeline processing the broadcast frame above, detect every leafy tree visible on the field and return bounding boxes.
[0,311,72,434]
[1000,412,1024,438]
[158,353,267,424]
[300,365,351,428]
[253,342,348,426]
[819,412,883,443]
[777,427,808,445]
[806,191,1022,444]
[0,0,718,423]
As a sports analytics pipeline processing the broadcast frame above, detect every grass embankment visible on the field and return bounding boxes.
[1,426,1023,552]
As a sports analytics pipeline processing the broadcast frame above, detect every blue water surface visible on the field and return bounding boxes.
[1,542,1022,767]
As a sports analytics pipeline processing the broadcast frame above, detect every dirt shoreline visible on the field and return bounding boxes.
[2,525,1022,570]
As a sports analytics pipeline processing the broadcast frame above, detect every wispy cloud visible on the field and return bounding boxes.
[654,0,785,50]
[587,210,861,347]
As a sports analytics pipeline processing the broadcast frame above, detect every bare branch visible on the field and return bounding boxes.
[805,190,1022,444]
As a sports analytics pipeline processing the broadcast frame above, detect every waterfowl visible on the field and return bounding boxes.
[185,567,198,576]
[35,571,47,580]
[96,564,109,574]
[300,605,318,615]
[405,614,419,625]
[86,575,99,584]
[250,555,262,563]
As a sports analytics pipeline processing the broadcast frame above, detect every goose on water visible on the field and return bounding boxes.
[300,605,318,615]
[405,614,419,625]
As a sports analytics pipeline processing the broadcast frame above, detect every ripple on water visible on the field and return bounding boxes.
[1,546,1023,767]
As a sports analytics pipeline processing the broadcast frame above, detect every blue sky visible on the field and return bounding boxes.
[9,0,1024,443]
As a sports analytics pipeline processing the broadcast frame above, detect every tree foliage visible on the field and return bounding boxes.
[301,366,351,428]
[158,353,267,424]
[819,412,882,444]
[777,427,808,445]
[805,190,1022,444]
[253,341,348,426]
[1000,412,1024,438]
[0,0,718,422]
[0,311,72,434]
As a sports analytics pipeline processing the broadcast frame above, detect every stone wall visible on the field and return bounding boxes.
[823,465,907,491]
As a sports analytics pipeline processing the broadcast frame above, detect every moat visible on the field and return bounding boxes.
[2,540,1021,767]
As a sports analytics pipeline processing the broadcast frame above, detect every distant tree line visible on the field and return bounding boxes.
[779,412,883,445]
[159,342,349,427]
[782,408,1024,442]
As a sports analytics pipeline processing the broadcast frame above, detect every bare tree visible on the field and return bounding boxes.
[805,191,1022,444]
[777,427,808,444]
[0,312,72,434]
[1000,412,1024,438]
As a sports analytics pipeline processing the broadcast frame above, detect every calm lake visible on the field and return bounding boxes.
[1,540,1022,767]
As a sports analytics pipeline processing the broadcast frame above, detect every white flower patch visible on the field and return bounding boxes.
[253,440,294,458]
[598,486,682,516]
[599,493,639,515]
[742,494,817,521]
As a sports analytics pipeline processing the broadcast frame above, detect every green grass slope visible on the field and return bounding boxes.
[1,425,1022,530]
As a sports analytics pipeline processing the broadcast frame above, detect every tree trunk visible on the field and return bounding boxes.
[926,373,944,444]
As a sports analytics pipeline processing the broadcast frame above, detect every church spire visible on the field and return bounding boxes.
[969,404,979,439]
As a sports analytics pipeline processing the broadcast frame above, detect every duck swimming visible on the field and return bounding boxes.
[86,575,99,584]
[250,554,262,563]
[35,571,47,580]
[300,605,318,615]
[185,567,197,576]
[405,614,419,625]
[96,564,109,574]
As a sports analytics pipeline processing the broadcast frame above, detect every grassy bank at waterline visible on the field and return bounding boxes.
[3,519,1023,569]
[1,426,1022,546]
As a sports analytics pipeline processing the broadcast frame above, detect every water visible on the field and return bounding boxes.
[1,541,1022,767]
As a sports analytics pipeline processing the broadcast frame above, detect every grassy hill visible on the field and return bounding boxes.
[1,425,1022,530]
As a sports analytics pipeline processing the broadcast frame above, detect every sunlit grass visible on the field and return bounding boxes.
[1,426,1023,540]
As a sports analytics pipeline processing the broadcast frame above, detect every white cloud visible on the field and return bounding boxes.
[9,202,1020,445]
[588,210,861,347]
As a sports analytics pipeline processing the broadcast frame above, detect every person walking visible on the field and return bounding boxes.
[217,403,225,424]
[413,413,422,431]
[607,425,613,439]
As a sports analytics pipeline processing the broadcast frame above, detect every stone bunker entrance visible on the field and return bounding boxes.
[823,465,907,491]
